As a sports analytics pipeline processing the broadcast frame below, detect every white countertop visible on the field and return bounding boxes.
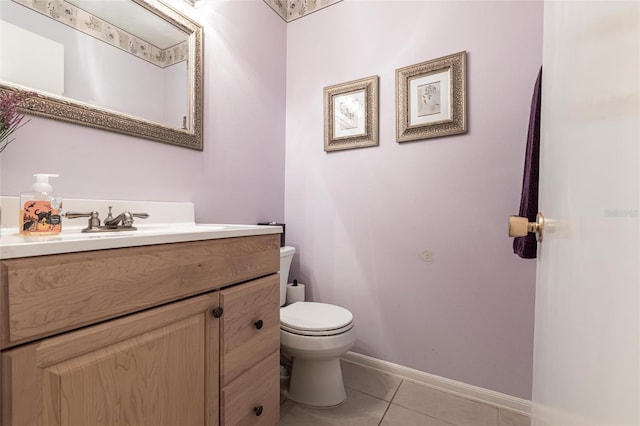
[0,224,282,259]
[0,196,282,259]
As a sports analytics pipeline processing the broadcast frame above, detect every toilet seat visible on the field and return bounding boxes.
[281,302,353,336]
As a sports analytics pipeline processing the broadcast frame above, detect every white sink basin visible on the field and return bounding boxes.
[136,224,228,233]
[69,223,228,237]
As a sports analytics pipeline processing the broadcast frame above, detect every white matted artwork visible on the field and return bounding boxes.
[324,75,379,152]
[333,89,366,139]
[396,51,467,143]
[410,68,451,126]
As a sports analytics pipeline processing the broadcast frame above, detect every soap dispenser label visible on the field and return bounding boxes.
[21,200,62,234]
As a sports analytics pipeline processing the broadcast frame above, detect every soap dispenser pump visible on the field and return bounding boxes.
[20,173,63,235]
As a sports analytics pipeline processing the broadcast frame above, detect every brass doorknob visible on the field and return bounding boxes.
[508,212,544,242]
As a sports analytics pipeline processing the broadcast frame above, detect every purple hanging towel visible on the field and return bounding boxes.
[513,67,542,259]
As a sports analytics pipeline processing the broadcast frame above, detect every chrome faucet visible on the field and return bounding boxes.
[104,206,149,228]
[65,206,149,232]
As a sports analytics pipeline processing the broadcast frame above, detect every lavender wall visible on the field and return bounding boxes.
[284,1,542,399]
[0,0,287,225]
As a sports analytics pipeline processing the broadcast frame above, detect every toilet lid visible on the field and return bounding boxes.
[281,302,353,333]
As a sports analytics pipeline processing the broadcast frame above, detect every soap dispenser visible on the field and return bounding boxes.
[20,174,63,235]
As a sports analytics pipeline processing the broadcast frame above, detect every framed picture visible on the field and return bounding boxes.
[396,51,467,143]
[324,75,379,152]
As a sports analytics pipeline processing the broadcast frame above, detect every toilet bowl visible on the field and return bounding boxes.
[279,246,355,407]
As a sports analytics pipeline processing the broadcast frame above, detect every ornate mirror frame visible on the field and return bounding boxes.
[0,0,204,151]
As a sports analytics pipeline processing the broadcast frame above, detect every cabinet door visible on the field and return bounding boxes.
[220,274,280,386]
[1,293,220,426]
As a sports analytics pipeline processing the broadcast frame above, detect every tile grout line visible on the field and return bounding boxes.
[342,359,406,404]
[386,377,465,426]
[388,377,404,404]
[386,402,459,426]
[378,378,405,426]
[377,400,392,426]
[343,384,399,405]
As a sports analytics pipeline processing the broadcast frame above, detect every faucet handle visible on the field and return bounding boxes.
[120,212,148,228]
[64,211,101,230]
[103,211,149,228]
[64,211,95,219]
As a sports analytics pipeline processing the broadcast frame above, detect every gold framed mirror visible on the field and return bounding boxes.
[0,0,204,150]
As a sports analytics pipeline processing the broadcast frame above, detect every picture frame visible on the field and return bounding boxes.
[396,51,467,143]
[324,75,379,152]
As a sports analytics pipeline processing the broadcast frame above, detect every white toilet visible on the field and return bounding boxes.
[279,246,355,407]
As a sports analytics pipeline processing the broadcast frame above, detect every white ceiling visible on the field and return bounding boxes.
[67,0,188,49]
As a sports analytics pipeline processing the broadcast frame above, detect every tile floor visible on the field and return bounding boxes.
[279,359,531,426]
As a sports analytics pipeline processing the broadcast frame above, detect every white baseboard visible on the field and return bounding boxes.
[342,351,531,416]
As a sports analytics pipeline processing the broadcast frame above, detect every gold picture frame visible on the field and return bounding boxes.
[396,51,467,143]
[324,75,379,152]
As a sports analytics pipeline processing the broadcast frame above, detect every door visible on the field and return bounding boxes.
[532,1,639,425]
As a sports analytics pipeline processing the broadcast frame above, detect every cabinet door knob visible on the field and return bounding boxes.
[254,320,264,330]
[212,307,224,318]
[254,405,263,416]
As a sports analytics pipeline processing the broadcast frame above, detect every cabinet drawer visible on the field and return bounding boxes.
[0,234,279,349]
[221,350,279,426]
[220,274,280,386]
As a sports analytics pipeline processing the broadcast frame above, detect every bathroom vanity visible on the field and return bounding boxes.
[0,222,282,426]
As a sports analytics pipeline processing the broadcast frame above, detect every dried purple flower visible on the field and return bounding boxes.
[0,90,36,154]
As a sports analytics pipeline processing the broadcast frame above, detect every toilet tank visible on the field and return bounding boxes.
[279,246,296,306]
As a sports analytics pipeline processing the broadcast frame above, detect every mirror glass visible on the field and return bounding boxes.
[0,0,203,150]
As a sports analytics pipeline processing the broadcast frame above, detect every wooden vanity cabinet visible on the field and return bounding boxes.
[0,234,281,426]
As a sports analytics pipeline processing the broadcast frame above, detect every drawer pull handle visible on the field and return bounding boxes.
[254,405,263,416]
[254,320,264,330]
[212,307,224,318]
